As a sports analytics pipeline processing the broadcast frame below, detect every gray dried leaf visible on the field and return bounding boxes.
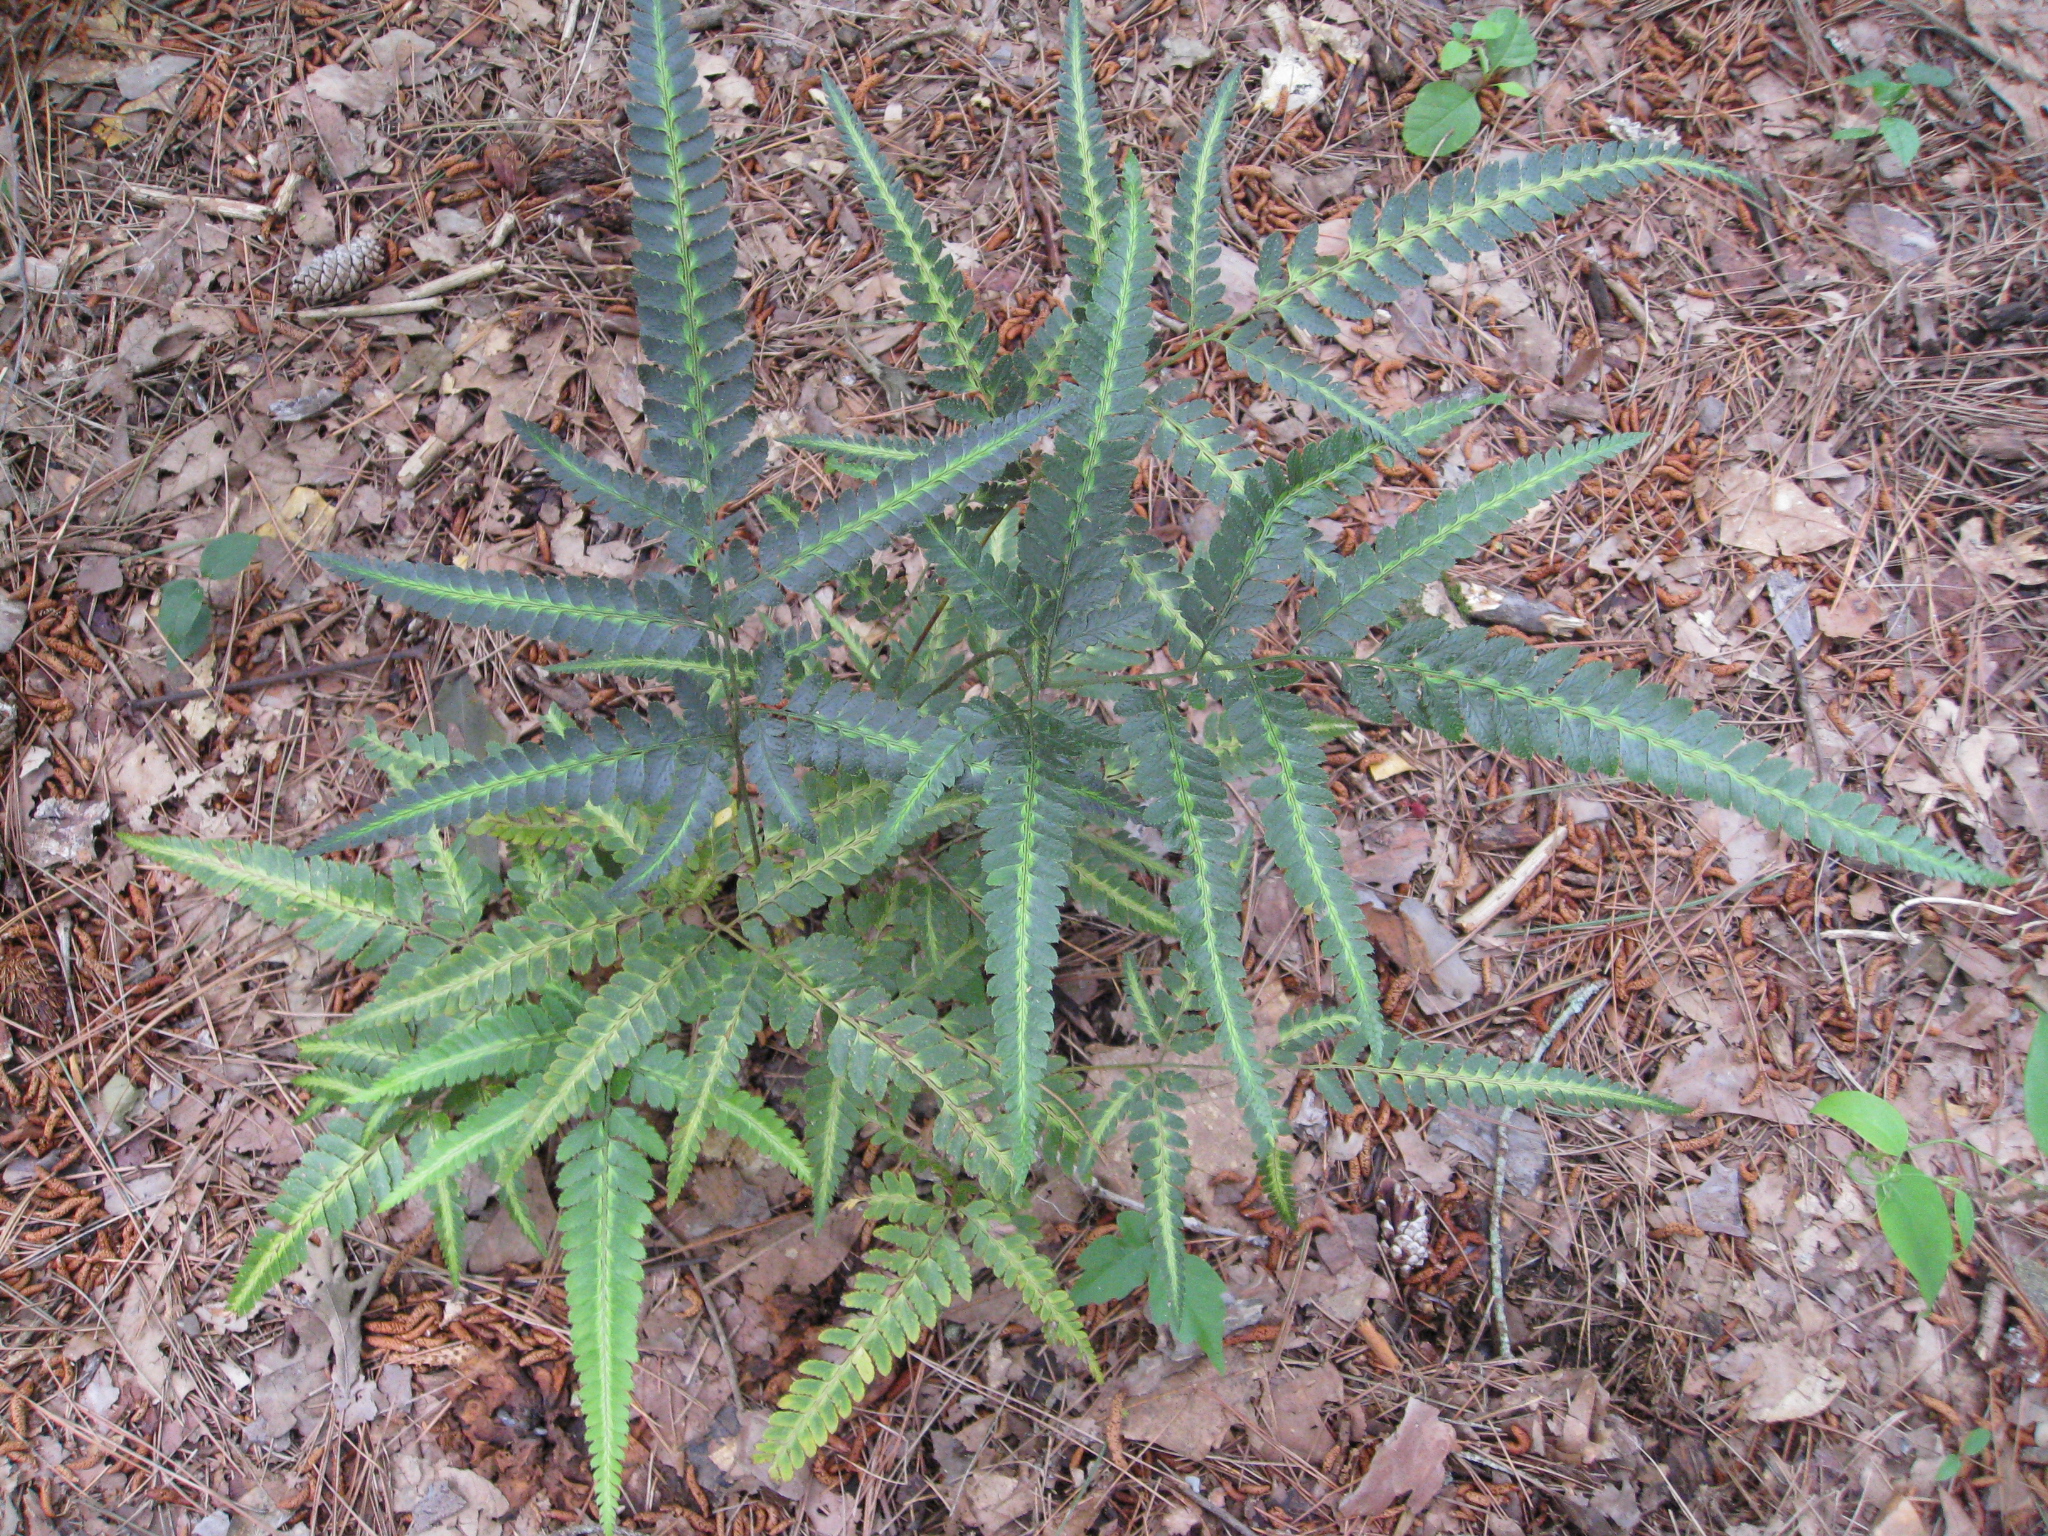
[267,386,346,422]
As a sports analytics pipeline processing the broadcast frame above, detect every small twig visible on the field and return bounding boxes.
[405,259,508,299]
[1090,1182,1269,1248]
[121,645,428,712]
[295,296,443,322]
[1818,894,2021,944]
[1488,981,1608,1360]
[125,184,272,221]
[688,1260,745,1418]
[1457,823,1570,933]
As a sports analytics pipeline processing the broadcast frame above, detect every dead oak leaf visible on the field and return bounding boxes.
[1702,464,1850,556]
[1955,516,2047,585]
[1336,1396,1456,1520]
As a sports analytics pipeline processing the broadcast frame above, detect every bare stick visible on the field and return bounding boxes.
[122,646,428,712]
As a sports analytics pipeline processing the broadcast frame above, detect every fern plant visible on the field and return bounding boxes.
[129,1,2009,1526]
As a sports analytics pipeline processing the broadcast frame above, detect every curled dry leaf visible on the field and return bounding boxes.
[1703,464,1851,556]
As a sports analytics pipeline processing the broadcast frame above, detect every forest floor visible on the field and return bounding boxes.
[2,0,2046,1531]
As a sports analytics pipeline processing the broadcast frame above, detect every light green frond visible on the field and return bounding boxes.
[418,827,496,935]
[229,1109,406,1312]
[1068,834,1178,938]
[1151,395,1262,504]
[1345,1039,1683,1115]
[624,951,771,1196]
[506,414,701,546]
[822,78,995,401]
[1358,622,2006,885]
[757,1217,972,1479]
[1223,334,1415,455]
[959,1200,1100,1373]
[1299,435,1640,646]
[709,1088,810,1183]
[381,1083,543,1210]
[121,835,420,968]
[799,1063,863,1221]
[558,1107,663,1533]
[608,752,728,898]
[353,996,574,1101]
[742,776,976,924]
[407,1119,471,1281]
[1055,0,1118,303]
[1130,1071,1196,1334]
[777,429,935,478]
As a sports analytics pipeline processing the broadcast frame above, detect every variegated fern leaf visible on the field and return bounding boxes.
[126,0,2012,1525]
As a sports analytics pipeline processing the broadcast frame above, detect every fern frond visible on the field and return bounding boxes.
[310,711,714,851]
[1299,435,1639,645]
[418,828,496,935]
[1224,334,1415,456]
[1168,67,1243,329]
[1068,834,1178,938]
[354,996,574,1101]
[709,1087,810,1182]
[777,429,935,478]
[822,78,995,402]
[959,1200,1100,1372]
[1227,690,1392,1057]
[1121,695,1295,1222]
[980,734,1083,1189]
[1151,395,1262,504]
[1359,622,2005,884]
[799,1062,862,1220]
[506,415,701,549]
[784,679,954,777]
[741,713,814,840]
[381,1081,543,1209]
[628,0,756,514]
[516,923,714,1166]
[558,1108,664,1533]
[831,1004,1014,1194]
[1345,1039,1683,1114]
[229,1110,406,1311]
[1055,0,1118,304]
[1018,158,1151,598]
[740,399,1070,608]
[757,1214,972,1479]
[742,777,975,924]
[1129,1071,1197,1333]
[1184,430,1385,656]
[608,751,728,897]
[624,950,770,1195]
[878,726,973,848]
[989,305,1078,411]
[407,1119,470,1280]
[122,835,420,967]
[348,883,632,1028]
[1260,141,1738,319]
[319,553,703,661]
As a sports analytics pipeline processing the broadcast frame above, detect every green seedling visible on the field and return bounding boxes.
[1834,63,1953,166]
[155,531,263,660]
[1404,7,1538,158]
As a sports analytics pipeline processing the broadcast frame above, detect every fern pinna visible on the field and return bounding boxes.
[129,0,2010,1524]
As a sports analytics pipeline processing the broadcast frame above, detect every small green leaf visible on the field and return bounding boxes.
[1479,8,1537,69]
[2022,1007,2048,1160]
[1403,81,1484,157]
[1875,1163,1955,1305]
[1173,1253,1228,1372]
[1813,1090,1911,1158]
[1878,115,1921,165]
[1497,81,1531,97]
[1439,39,1473,68]
[1843,68,1892,89]
[1070,1211,1152,1303]
[1832,124,1879,140]
[1960,1426,1992,1457]
[200,532,262,580]
[156,579,213,659]
[1935,1453,1964,1483]
[1901,63,1953,88]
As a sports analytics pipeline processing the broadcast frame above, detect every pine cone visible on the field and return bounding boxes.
[291,229,384,304]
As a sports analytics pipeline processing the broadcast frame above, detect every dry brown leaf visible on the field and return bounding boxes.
[1363,898,1480,1013]
[1336,1396,1456,1519]
[1816,588,1887,639]
[1652,1037,1810,1125]
[1955,516,2048,585]
[1703,464,1851,556]
[1340,819,1431,889]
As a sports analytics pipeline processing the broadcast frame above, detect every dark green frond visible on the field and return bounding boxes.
[742,398,1070,607]
[741,776,976,924]
[1362,622,2007,884]
[310,711,716,851]
[822,77,995,401]
[784,679,954,777]
[1055,0,1118,303]
[1168,68,1244,329]
[1346,1039,1683,1115]
[1068,834,1178,938]
[798,1062,862,1220]
[354,996,573,1101]
[381,1085,540,1210]
[506,414,702,548]
[777,429,934,478]
[122,835,420,968]
[558,1107,663,1532]
[979,738,1083,1190]
[1227,690,1391,1056]
[1224,334,1415,456]
[1260,141,1739,320]
[608,751,728,897]
[628,0,755,512]
[1299,435,1640,646]
[320,553,703,661]
[1151,396,1262,504]
[1120,695,1295,1222]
